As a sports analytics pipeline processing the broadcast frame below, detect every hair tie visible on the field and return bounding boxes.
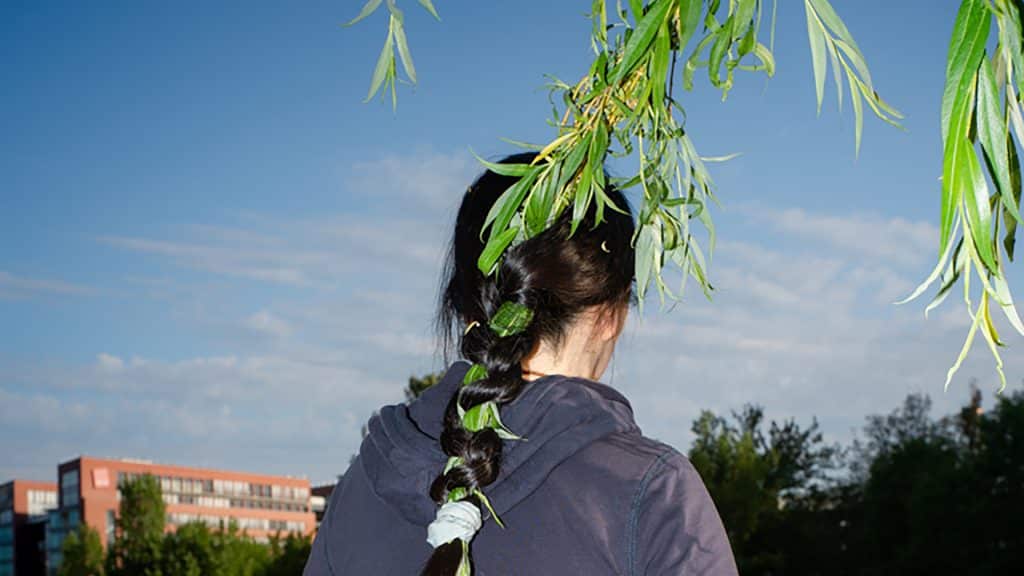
[426,501,483,548]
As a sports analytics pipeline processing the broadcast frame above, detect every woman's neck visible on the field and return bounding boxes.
[520,332,608,382]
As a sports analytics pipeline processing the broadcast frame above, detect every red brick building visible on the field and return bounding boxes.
[45,456,315,572]
[0,480,58,576]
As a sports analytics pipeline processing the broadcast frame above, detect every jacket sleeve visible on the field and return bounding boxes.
[303,466,352,576]
[630,449,738,576]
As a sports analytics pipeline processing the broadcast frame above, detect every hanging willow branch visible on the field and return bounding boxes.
[344,0,1024,392]
[898,0,1024,392]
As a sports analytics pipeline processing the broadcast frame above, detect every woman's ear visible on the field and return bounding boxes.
[598,303,628,342]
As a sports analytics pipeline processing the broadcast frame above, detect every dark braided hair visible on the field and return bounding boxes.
[424,152,636,575]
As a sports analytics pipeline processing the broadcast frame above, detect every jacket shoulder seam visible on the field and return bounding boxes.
[626,447,676,576]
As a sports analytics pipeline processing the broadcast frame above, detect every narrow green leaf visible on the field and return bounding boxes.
[628,0,645,24]
[896,216,960,305]
[473,489,505,528]
[945,300,983,391]
[473,152,538,177]
[924,238,964,317]
[941,0,991,144]
[807,0,868,81]
[978,293,1008,392]
[558,136,591,192]
[613,0,673,84]
[752,43,776,77]
[734,0,758,62]
[830,38,872,92]
[443,456,463,475]
[462,363,489,386]
[977,56,1011,206]
[488,404,523,441]
[416,0,441,20]
[456,540,471,576]
[592,0,608,48]
[392,18,417,83]
[708,20,732,88]
[384,0,404,21]
[651,22,671,105]
[481,167,541,242]
[847,67,864,154]
[571,168,594,236]
[940,64,979,257]
[525,164,557,236]
[992,273,1024,335]
[828,38,843,112]
[477,227,519,276]
[461,401,492,432]
[489,301,535,337]
[344,0,384,27]
[1001,0,1024,94]
[805,5,827,115]
[1006,130,1022,259]
[365,23,395,102]
[634,222,662,307]
[962,136,998,274]
[676,0,703,51]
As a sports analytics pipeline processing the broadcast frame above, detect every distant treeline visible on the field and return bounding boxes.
[689,385,1024,575]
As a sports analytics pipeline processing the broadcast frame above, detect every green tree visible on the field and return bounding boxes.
[212,521,270,576]
[405,371,440,401]
[688,405,839,574]
[964,388,1024,573]
[161,522,217,576]
[106,474,165,576]
[58,524,105,576]
[262,532,313,576]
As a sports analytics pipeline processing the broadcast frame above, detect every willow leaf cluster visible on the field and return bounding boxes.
[345,0,440,108]
[899,0,1024,392]
[344,1,894,308]
[340,2,1024,392]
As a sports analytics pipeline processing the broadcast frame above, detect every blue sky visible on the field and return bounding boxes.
[3,0,1022,484]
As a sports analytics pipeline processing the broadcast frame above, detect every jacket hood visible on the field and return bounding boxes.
[358,360,640,526]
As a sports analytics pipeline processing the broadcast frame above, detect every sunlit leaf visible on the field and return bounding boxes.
[416,0,441,20]
[612,0,673,84]
[343,0,384,27]
[393,18,417,83]
[941,0,990,144]
[365,21,395,102]
[462,363,489,386]
[477,227,518,276]
[803,5,829,113]
[489,301,535,337]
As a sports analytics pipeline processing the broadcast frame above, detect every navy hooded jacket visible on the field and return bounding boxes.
[304,360,738,575]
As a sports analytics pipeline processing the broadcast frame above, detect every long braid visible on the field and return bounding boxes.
[423,249,539,575]
[427,151,636,575]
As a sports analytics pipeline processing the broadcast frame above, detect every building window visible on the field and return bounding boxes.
[106,510,116,545]
[61,470,80,507]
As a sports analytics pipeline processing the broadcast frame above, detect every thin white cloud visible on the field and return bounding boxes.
[742,205,939,267]
[243,310,292,340]
[345,149,477,210]
[0,270,92,299]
